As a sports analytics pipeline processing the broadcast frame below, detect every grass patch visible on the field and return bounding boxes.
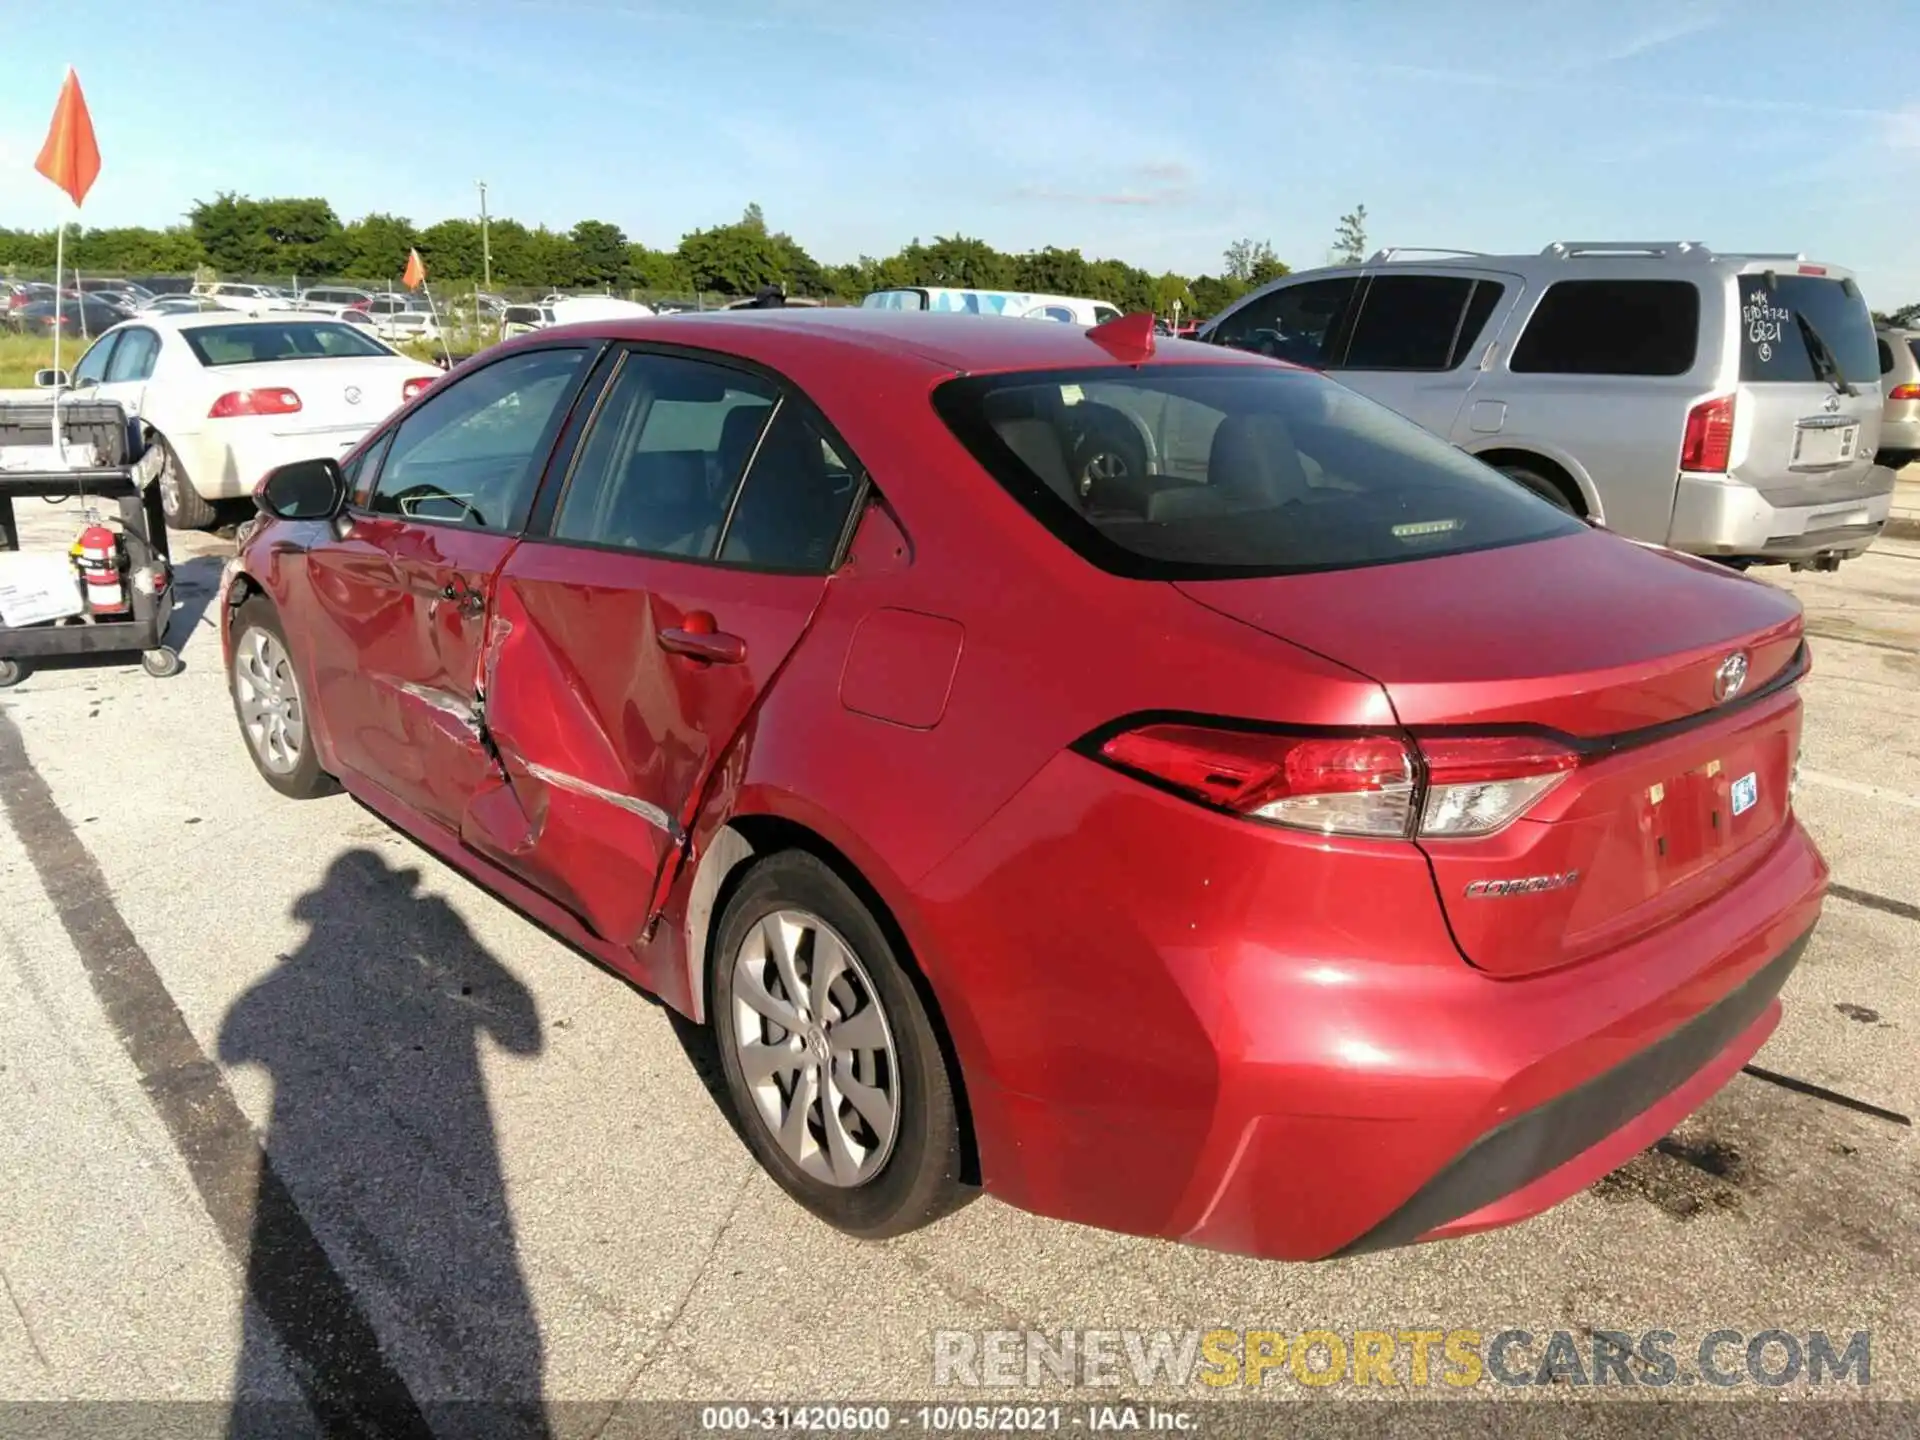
[0,333,61,389]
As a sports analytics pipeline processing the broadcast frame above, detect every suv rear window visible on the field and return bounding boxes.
[1510,279,1700,375]
[1737,274,1878,385]
[933,365,1582,579]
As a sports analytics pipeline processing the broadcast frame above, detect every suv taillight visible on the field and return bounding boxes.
[1091,724,1578,839]
[209,387,301,418]
[1681,394,1735,472]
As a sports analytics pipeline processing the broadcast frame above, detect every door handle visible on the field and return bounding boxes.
[658,612,746,665]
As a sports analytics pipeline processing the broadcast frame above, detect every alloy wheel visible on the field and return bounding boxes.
[232,628,305,775]
[728,908,901,1188]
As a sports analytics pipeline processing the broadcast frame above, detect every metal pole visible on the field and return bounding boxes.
[51,220,65,378]
[477,180,491,292]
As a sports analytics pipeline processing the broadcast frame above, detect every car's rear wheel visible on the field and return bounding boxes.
[1497,463,1581,515]
[154,434,216,530]
[711,851,971,1238]
[228,598,335,799]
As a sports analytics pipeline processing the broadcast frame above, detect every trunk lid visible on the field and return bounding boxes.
[1175,530,1806,976]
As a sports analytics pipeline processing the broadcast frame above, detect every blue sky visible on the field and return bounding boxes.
[4,0,1918,303]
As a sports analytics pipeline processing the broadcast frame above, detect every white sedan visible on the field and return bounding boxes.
[52,313,441,529]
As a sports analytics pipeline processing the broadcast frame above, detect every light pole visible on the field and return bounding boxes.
[476,179,491,292]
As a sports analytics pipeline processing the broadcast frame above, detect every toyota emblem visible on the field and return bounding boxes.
[1713,651,1750,704]
[344,385,362,405]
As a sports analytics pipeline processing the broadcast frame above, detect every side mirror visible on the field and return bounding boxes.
[33,368,69,389]
[256,457,346,521]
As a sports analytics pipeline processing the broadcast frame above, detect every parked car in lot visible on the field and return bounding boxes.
[1874,326,1920,471]
[298,285,375,316]
[193,282,295,314]
[864,285,1123,326]
[1199,242,1890,570]
[363,294,428,319]
[499,302,556,337]
[135,294,232,318]
[10,296,129,338]
[373,309,442,345]
[47,313,438,529]
[221,309,1825,1259]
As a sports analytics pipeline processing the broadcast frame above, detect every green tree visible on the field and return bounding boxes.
[906,235,1014,288]
[1189,273,1243,318]
[570,219,630,288]
[740,202,768,236]
[628,243,689,293]
[678,221,783,295]
[1087,257,1155,311]
[1014,245,1093,295]
[417,219,483,284]
[1152,271,1197,318]
[523,227,580,289]
[341,213,418,281]
[1223,237,1281,285]
[1331,204,1368,265]
[70,225,205,273]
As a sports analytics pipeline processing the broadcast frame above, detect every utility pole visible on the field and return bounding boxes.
[476,179,492,292]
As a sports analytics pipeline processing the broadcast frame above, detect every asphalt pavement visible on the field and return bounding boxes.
[0,500,1914,1433]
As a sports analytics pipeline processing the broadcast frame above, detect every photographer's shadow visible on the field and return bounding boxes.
[220,847,549,1438]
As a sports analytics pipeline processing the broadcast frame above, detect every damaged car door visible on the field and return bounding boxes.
[461,347,864,948]
[302,345,595,828]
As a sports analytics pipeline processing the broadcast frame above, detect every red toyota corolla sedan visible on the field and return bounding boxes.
[220,310,1825,1260]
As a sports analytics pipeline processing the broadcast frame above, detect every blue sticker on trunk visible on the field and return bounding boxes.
[1732,772,1758,817]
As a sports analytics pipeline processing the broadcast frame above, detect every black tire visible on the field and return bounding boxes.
[0,658,23,689]
[154,434,216,530]
[1497,463,1581,515]
[711,851,972,1238]
[227,597,336,799]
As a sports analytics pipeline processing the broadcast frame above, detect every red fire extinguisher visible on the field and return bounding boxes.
[74,523,129,617]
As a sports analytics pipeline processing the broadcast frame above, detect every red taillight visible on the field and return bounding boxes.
[1797,264,1827,276]
[1890,384,1920,401]
[1097,724,1416,837]
[1681,394,1735,472]
[208,387,302,419]
[1092,724,1580,839]
[402,375,435,403]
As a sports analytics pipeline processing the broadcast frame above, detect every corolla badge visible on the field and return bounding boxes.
[1465,871,1579,898]
[1714,651,1750,703]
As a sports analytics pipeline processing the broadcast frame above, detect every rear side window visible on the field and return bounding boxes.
[718,406,862,571]
[1510,280,1700,376]
[1909,340,1920,368]
[1736,274,1878,385]
[553,354,776,558]
[1880,339,1895,375]
[933,365,1582,579]
[1342,275,1492,371]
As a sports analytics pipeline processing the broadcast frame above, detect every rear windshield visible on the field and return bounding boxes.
[1738,274,1878,385]
[933,365,1583,579]
[184,322,391,366]
[504,306,541,323]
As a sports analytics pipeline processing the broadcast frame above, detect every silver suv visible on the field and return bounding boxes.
[1198,241,1891,569]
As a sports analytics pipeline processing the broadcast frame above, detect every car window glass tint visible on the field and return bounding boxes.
[553,354,775,557]
[936,364,1582,579]
[718,405,861,571]
[1510,280,1700,376]
[104,328,159,383]
[71,335,117,386]
[1734,274,1878,385]
[371,348,588,530]
[1878,339,1894,375]
[1451,280,1505,367]
[1342,276,1476,371]
[1212,278,1358,368]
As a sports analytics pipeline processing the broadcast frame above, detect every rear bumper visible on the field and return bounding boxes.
[1876,415,1920,457]
[1668,466,1895,560]
[915,752,1829,1261]
[175,424,373,500]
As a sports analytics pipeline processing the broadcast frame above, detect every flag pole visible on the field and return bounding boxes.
[421,281,453,370]
[51,217,65,382]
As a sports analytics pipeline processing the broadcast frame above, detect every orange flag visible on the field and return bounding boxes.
[34,68,101,208]
[402,248,426,290]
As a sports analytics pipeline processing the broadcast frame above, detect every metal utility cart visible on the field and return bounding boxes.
[0,397,180,688]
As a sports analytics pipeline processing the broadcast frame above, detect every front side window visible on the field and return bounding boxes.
[553,354,775,557]
[1340,275,1483,371]
[934,364,1582,579]
[70,334,118,386]
[1210,278,1359,368]
[104,328,160,383]
[1510,280,1700,376]
[1735,274,1878,386]
[370,347,589,531]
